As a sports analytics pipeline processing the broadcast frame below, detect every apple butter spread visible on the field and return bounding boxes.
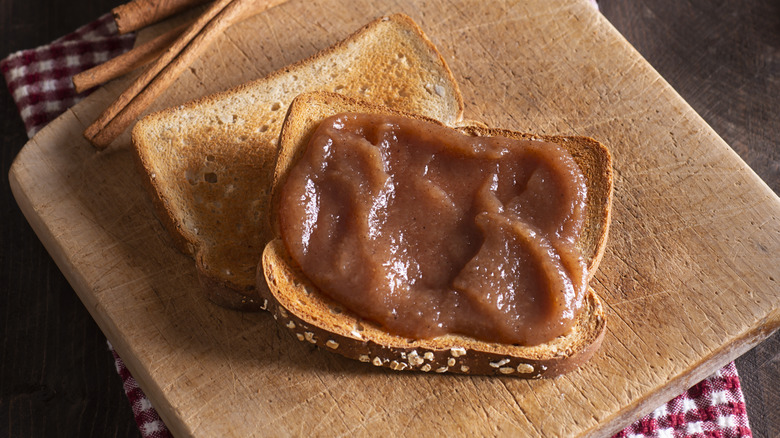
[278,113,589,346]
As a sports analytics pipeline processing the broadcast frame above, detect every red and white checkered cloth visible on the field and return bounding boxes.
[1,13,135,137]
[1,9,753,438]
[614,362,752,438]
[110,343,173,438]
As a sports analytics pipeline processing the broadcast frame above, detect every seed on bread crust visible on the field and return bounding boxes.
[390,361,408,371]
[490,358,511,368]
[408,351,424,366]
[450,347,467,357]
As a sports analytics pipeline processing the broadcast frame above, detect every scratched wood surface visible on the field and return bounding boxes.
[7,0,780,436]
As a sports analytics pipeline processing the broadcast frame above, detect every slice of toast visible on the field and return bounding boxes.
[131,14,463,310]
[261,91,613,377]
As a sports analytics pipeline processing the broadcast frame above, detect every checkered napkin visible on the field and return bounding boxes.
[0,13,135,138]
[1,10,753,438]
[614,362,752,438]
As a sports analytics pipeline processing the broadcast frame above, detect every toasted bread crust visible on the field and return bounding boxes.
[131,14,464,310]
[261,91,613,377]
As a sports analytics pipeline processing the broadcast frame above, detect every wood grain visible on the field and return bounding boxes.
[598,2,780,436]
[2,0,778,437]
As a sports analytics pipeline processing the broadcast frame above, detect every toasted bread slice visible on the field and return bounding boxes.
[261,91,613,377]
[131,14,463,310]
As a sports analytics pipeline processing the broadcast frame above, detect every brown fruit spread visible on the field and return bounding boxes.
[278,113,588,346]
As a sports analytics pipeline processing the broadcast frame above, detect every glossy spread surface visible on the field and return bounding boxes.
[278,113,588,346]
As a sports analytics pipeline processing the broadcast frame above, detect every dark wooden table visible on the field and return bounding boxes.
[1,1,777,436]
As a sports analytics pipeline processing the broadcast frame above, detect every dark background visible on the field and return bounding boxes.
[1,0,778,436]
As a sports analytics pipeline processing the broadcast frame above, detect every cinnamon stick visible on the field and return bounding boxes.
[112,0,211,34]
[85,0,288,149]
[73,22,189,93]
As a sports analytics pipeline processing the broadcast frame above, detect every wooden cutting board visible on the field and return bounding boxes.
[9,0,780,436]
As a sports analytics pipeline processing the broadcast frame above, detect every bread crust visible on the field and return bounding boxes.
[131,14,464,311]
[261,91,614,377]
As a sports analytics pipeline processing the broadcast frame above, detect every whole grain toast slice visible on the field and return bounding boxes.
[261,91,613,377]
[131,14,463,310]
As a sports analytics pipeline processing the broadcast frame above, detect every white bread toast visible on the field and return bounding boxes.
[261,91,613,377]
[131,14,463,310]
